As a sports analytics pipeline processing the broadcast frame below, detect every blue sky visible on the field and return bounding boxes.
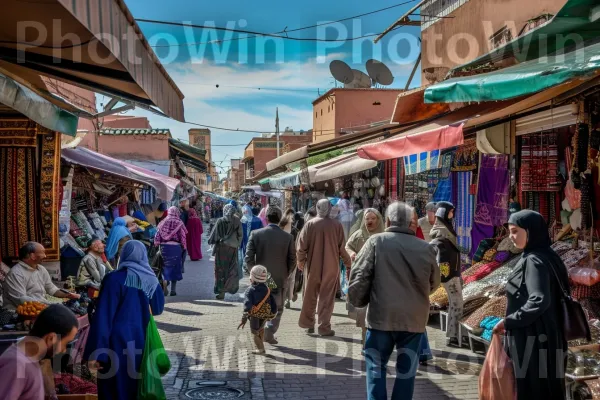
[121,0,422,173]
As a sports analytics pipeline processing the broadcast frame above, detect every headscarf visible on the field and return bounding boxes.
[117,240,159,299]
[316,199,332,218]
[209,203,241,246]
[188,208,201,220]
[434,201,457,237]
[105,217,132,260]
[508,210,552,252]
[241,205,253,224]
[258,208,268,227]
[223,204,236,218]
[349,209,365,237]
[156,206,188,242]
[360,208,385,237]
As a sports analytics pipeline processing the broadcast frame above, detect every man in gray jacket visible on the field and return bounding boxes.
[349,201,440,400]
[245,206,296,344]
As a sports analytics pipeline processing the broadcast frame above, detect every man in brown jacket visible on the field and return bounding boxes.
[297,199,351,336]
[348,201,439,400]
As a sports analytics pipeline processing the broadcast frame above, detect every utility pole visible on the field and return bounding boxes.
[276,107,280,157]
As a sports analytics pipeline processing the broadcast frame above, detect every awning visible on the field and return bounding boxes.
[168,139,208,172]
[390,86,450,124]
[425,40,600,103]
[0,72,78,135]
[449,0,600,74]
[267,170,302,190]
[0,0,185,121]
[241,185,284,199]
[62,147,179,200]
[266,146,308,172]
[311,154,377,183]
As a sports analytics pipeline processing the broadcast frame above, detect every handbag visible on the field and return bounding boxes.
[479,335,516,400]
[138,315,171,400]
[248,287,277,321]
[547,262,591,342]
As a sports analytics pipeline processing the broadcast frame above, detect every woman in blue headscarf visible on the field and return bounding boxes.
[239,205,263,275]
[84,240,165,400]
[105,217,132,264]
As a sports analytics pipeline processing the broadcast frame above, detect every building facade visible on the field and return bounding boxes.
[243,133,312,181]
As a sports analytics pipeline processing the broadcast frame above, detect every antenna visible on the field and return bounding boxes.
[329,60,353,86]
[345,70,372,89]
[366,59,394,86]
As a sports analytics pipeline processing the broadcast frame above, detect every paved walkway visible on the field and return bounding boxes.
[156,226,483,399]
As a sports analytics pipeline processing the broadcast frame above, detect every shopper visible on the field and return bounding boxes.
[239,265,278,355]
[337,192,354,240]
[240,205,264,275]
[348,201,439,400]
[154,206,188,296]
[418,202,438,242]
[279,208,300,309]
[493,210,569,400]
[105,217,132,265]
[0,304,79,400]
[429,201,463,347]
[186,209,204,261]
[209,203,243,300]
[76,236,113,290]
[345,208,384,344]
[84,240,165,400]
[245,206,296,344]
[297,199,351,337]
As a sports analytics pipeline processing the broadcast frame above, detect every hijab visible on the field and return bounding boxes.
[209,203,241,245]
[434,201,457,236]
[188,208,201,220]
[105,217,132,260]
[223,204,236,218]
[241,205,253,224]
[117,240,159,299]
[349,209,365,237]
[316,199,332,218]
[156,206,188,242]
[360,208,385,237]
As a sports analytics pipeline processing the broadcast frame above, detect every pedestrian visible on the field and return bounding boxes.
[348,202,439,400]
[492,210,569,400]
[245,206,296,344]
[429,201,463,346]
[304,207,317,223]
[154,206,188,297]
[297,199,351,336]
[337,192,354,240]
[279,209,300,309]
[179,199,190,226]
[186,208,204,261]
[257,207,268,227]
[0,304,79,400]
[105,217,132,265]
[418,202,437,242]
[345,208,384,344]
[239,265,278,355]
[240,205,264,275]
[209,203,243,300]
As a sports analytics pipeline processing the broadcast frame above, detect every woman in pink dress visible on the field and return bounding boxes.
[186,209,204,261]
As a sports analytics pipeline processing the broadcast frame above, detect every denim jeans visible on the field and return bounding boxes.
[419,331,433,362]
[364,329,423,400]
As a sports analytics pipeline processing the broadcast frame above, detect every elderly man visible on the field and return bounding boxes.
[245,206,296,344]
[349,202,440,400]
[3,242,80,310]
[76,236,113,290]
[297,199,351,337]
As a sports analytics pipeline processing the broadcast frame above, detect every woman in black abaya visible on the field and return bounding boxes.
[493,210,568,400]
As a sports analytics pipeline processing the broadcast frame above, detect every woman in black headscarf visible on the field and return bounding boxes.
[429,201,463,347]
[493,210,568,400]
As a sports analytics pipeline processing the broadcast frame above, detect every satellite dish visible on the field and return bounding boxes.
[366,59,394,86]
[329,60,353,84]
[345,69,372,88]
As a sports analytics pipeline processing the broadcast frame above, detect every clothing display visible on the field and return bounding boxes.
[452,171,475,254]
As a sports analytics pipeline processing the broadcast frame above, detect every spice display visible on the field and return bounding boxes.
[463,261,502,285]
[429,286,448,308]
[462,296,490,318]
[461,296,506,329]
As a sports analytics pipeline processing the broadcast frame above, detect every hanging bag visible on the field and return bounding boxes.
[138,315,171,400]
[479,334,516,400]
[248,287,277,321]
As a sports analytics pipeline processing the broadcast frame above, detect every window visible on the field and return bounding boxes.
[315,111,317,118]
[320,109,323,116]
[328,105,330,112]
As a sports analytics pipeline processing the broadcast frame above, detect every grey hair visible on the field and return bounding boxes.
[386,202,414,228]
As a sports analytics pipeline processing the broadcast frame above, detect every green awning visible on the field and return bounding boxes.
[0,73,78,135]
[168,139,208,172]
[424,40,600,103]
[450,0,600,74]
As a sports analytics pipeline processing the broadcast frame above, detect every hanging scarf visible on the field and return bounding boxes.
[156,206,188,243]
[105,217,132,260]
[117,240,159,299]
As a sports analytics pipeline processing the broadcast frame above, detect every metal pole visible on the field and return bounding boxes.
[405,53,421,90]
[276,107,280,157]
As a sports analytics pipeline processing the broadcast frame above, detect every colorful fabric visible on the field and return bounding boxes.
[520,132,561,191]
[118,240,159,299]
[451,139,477,172]
[105,218,132,260]
[160,243,184,282]
[37,130,61,260]
[0,147,39,259]
[186,209,203,261]
[155,207,188,249]
[403,149,441,175]
[452,171,475,255]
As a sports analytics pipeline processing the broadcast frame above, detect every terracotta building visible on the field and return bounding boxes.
[312,88,404,143]
[188,129,218,192]
[228,158,245,192]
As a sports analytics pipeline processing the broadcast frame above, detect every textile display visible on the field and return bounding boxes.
[452,171,475,254]
[519,132,561,192]
[141,186,157,205]
[471,155,509,258]
[37,129,61,260]
[432,151,453,202]
[451,138,477,172]
[403,149,441,175]
[0,147,39,260]
[523,192,560,224]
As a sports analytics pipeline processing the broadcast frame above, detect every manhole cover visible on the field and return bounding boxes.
[185,387,244,399]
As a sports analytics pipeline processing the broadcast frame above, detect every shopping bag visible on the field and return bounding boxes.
[138,315,171,400]
[479,335,516,400]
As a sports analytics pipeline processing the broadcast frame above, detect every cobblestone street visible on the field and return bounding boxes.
[156,229,483,399]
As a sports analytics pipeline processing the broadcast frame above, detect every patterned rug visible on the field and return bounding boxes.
[37,128,61,260]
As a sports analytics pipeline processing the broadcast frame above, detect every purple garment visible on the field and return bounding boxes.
[0,344,44,400]
[471,155,509,258]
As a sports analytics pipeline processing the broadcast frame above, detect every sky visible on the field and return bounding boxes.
[119,0,423,175]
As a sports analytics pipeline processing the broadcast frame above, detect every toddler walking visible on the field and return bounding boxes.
[238,265,278,355]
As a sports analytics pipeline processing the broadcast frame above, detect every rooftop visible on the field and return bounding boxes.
[99,128,171,136]
[312,88,404,105]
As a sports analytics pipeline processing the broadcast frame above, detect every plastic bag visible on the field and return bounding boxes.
[479,335,516,400]
[569,267,600,287]
[138,315,171,400]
